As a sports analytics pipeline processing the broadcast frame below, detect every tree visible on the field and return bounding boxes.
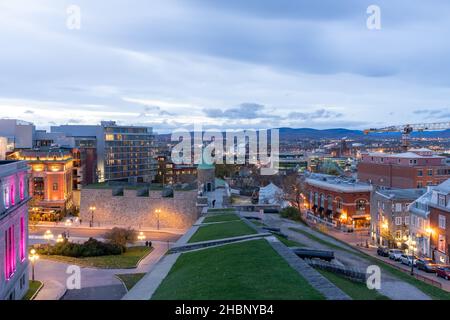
[103,227,137,252]
[281,173,306,222]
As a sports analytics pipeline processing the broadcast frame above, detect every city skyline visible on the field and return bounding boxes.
[1,1,450,132]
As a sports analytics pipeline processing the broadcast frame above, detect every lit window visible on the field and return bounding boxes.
[53,183,58,191]
[438,215,446,229]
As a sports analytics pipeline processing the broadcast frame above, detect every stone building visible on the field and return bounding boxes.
[0,160,30,300]
[197,162,215,193]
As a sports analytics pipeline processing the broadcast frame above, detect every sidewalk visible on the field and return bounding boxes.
[31,221,187,235]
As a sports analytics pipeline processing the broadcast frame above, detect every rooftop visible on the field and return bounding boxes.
[376,188,427,200]
[305,173,372,193]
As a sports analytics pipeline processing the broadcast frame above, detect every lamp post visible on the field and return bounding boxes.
[29,249,39,282]
[89,206,96,227]
[155,209,161,230]
[138,231,146,243]
[43,230,53,255]
[56,234,64,243]
[410,240,417,275]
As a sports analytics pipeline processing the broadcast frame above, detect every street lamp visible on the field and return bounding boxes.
[138,231,146,242]
[56,234,64,243]
[410,240,417,275]
[43,230,53,255]
[29,249,39,282]
[155,209,161,230]
[89,206,96,227]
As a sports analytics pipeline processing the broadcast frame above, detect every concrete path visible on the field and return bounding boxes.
[252,213,432,300]
[33,242,168,300]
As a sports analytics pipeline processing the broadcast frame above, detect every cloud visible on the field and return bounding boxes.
[203,103,279,120]
[413,108,450,119]
[288,109,343,120]
[24,110,34,114]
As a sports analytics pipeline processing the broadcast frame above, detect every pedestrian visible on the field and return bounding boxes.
[212,199,216,208]
[148,241,152,247]
[145,241,149,247]
[79,218,82,225]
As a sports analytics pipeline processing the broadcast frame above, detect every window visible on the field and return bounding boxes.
[4,225,16,280]
[356,199,367,211]
[327,195,333,210]
[427,169,433,176]
[395,203,402,212]
[438,194,446,207]
[10,184,15,206]
[336,198,343,210]
[52,183,58,191]
[417,182,423,188]
[395,231,402,239]
[395,217,402,225]
[417,170,423,177]
[3,185,10,209]
[320,194,325,208]
[438,214,446,229]
[404,216,410,225]
[19,179,24,201]
[438,234,446,252]
[20,216,26,262]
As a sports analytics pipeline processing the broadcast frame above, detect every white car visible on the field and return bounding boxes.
[400,254,418,266]
[389,249,403,261]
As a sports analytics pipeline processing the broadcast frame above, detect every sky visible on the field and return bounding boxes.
[0,0,449,133]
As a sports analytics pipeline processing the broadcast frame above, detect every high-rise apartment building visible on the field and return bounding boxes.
[51,121,157,183]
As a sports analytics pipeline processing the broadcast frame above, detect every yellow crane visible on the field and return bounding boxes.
[364,121,450,151]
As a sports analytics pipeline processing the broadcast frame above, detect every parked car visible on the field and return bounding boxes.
[416,258,438,273]
[400,254,418,266]
[377,246,390,257]
[389,249,403,261]
[436,266,450,280]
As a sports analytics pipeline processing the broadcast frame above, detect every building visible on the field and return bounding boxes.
[428,179,450,264]
[0,160,30,300]
[303,173,372,229]
[155,155,197,185]
[358,148,450,188]
[9,148,74,215]
[51,121,157,183]
[370,188,426,248]
[0,119,35,149]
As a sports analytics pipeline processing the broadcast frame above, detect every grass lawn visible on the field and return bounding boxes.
[203,213,240,223]
[275,235,306,248]
[208,208,236,213]
[22,280,43,300]
[152,239,324,300]
[116,273,146,291]
[188,220,257,243]
[291,227,450,300]
[317,269,389,300]
[41,246,152,269]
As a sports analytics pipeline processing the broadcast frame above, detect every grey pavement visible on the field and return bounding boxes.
[33,242,168,300]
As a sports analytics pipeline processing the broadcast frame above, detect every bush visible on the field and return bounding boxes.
[103,227,137,252]
[280,206,302,221]
[39,238,123,258]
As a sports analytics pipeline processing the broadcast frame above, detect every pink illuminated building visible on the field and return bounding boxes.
[0,160,30,300]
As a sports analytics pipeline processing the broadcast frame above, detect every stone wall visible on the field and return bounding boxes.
[80,188,199,230]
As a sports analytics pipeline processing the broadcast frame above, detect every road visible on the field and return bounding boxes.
[30,225,181,243]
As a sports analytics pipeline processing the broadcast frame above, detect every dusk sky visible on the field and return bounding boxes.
[1,0,450,132]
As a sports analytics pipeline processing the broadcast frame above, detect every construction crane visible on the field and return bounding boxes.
[364,121,450,151]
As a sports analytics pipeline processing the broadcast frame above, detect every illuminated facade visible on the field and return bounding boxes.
[12,148,73,213]
[0,160,30,300]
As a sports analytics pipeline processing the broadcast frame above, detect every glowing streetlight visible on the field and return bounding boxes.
[56,234,64,243]
[43,230,53,255]
[29,249,39,281]
[64,219,72,238]
[89,206,96,227]
[138,231,146,242]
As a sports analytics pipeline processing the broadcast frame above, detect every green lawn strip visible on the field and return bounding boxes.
[316,269,389,300]
[188,220,257,243]
[40,246,152,269]
[152,239,325,300]
[207,208,235,213]
[203,213,240,223]
[116,273,146,291]
[291,227,450,300]
[22,280,43,300]
[274,235,306,248]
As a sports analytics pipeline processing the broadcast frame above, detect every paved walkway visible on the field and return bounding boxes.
[33,242,168,300]
[253,213,432,300]
[267,237,351,300]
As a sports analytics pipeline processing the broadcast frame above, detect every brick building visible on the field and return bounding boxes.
[428,180,450,264]
[358,148,449,188]
[0,160,30,300]
[155,155,197,185]
[303,173,372,229]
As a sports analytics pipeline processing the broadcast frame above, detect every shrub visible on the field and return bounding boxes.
[103,227,137,252]
[280,206,302,221]
[39,238,123,257]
